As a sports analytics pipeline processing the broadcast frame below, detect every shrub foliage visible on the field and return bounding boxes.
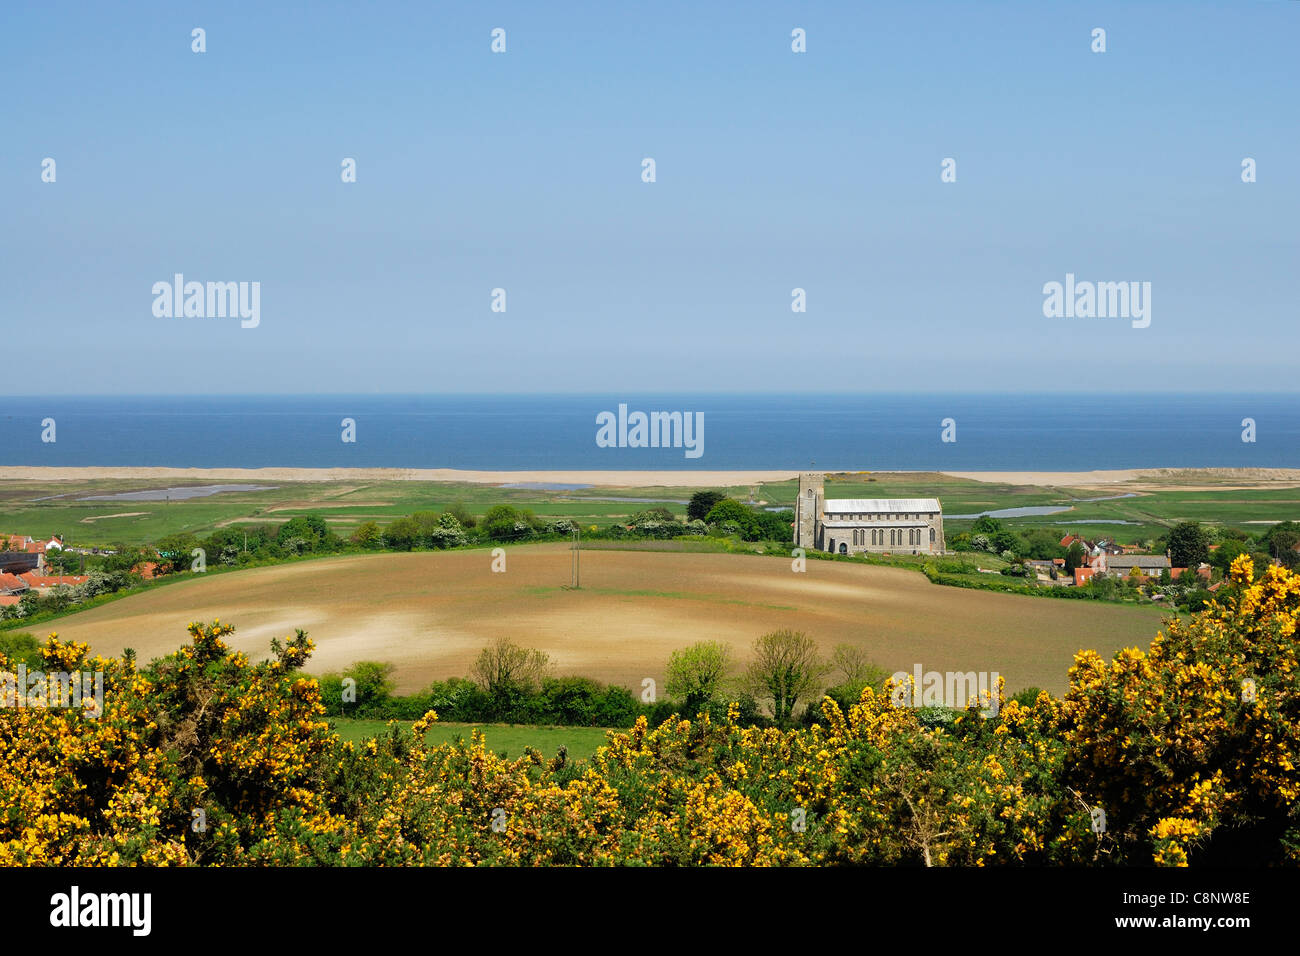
[2,556,1296,866]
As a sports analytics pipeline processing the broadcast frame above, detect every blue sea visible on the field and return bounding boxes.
[0,394,1296,471]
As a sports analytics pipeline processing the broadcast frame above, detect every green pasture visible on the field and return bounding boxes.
[1,472,1298,549]
[329,718,615,760]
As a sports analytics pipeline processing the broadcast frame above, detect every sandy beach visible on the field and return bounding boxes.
[941,468,1300,491]
[2,465,1300,491]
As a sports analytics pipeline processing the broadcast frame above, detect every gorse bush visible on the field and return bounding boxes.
[0,633,41,669]
[2,555,1295,866]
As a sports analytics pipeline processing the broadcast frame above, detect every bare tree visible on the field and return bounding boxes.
[743,629,828,727]
[473,637,550,694]
[830,644,886,688]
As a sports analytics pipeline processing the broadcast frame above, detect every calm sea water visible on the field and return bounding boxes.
[0,394,1295,471]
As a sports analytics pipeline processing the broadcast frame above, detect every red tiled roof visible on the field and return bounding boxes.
[0,595,21,606]
[0,572,29,593]
[23,574,87,588]
[2,533,61,551]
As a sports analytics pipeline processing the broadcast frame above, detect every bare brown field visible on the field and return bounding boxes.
[47,545,1169,696]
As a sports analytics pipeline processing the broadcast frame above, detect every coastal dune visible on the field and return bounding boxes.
[2,465,1300,491]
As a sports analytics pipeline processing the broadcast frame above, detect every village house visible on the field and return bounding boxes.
[2,533,63,554]
[1059,534,1124,560]
[0,533,86,613]
[18,571,88,592]
[0,551,43,576]
[0,572,29,596]
[1173,563,1213,583]
[1024,559,1060,581]
[1094,554,1172,577]
[0,533,66,577]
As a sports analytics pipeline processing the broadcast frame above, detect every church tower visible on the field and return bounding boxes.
[795,472,824,549]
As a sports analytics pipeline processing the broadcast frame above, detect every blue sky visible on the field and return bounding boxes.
[2,0,1296,393]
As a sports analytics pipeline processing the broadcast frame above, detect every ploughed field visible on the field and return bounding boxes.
[50,545,1168,695]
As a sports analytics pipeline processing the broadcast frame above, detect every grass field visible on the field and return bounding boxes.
[0,478,714,547]
[330,717,614,759]
[4,472,1298,550]
[44,543,1168,697]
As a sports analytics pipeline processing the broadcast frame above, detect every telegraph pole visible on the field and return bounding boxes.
[571,523,581,589]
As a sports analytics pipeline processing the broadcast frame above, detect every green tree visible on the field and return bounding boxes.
[427,513,468,549]
[351,521,383,550]
[1262,521,1300,568]
[703,498,750,527]
[747,509,795,543]
[320,660,396,716]
[101,544,151,575]
[1167,521,1210,569]
[277,515,332,553]
[481,505,540,542]
[665,641,733,715]
[687,490,726,522]
[202,527,255,566]
[382,516,419,551]
[154,533,199,573]
[991,529,1021,556]
[1019,529,1066,561]
[1064,541,1086,573]
[445,501,477,529]
[42,549,79,574]
[1211,538,1250,574]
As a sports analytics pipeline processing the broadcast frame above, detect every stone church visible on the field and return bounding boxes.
[793,473,945,556]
